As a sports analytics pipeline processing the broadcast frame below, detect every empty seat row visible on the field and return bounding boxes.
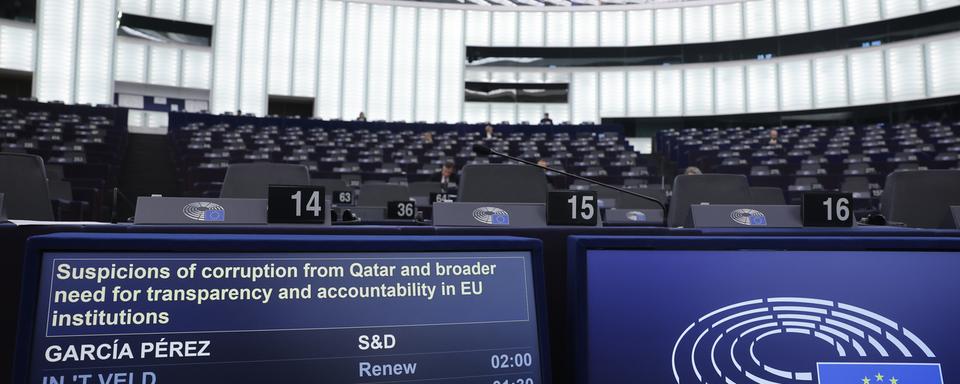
[0,99,128,220]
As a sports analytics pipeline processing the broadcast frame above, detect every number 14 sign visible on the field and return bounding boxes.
[268,185,326,224]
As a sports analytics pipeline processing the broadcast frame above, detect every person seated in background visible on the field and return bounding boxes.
[433,161,459,193]
[356,112,367,122]
[484,124,495,140]
[537,159,566,190]
[422,131,434,144]
[539,113,554,126]
[768,128,779,145]
[684,166,703,175]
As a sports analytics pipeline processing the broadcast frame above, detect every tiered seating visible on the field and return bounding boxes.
[657,121,960,210]
[0,96,128,220]
[169,113,656,199]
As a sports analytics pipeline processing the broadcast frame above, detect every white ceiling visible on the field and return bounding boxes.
[415,0,723,8]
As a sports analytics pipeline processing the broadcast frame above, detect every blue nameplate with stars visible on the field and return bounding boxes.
[817,363,943,384]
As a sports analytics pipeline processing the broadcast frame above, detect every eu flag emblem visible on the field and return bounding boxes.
[203,209,225,221]
[817,363,943,384]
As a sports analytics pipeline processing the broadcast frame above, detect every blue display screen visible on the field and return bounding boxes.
[27,251,543,384]
[585,250,959,384]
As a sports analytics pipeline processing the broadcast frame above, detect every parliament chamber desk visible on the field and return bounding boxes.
[2,222,958,384]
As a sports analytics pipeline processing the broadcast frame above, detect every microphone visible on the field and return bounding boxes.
[110,187,137,224]
[472,144,493,156]
[471,144,666,212]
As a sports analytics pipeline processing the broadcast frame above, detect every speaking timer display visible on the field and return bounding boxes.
[16,234,549,384]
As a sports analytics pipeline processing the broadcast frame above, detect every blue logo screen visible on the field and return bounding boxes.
[584,250,959,384]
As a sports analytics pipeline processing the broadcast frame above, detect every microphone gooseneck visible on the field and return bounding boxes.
[471,144,667,212]
[111,187,138,224]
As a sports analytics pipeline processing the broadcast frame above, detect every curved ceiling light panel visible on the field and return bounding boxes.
[424,0,695,5]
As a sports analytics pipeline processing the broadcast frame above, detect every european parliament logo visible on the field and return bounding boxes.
[730,208,767,226]
[182,202,225,222]
[472,207,509,225]
[671,297,941,384]
[627,210,647,222]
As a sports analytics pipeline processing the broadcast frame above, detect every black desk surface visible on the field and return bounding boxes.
[1,222,957,383]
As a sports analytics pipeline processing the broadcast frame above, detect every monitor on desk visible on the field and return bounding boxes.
[16,233,551,384]
[569,236,960,384]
